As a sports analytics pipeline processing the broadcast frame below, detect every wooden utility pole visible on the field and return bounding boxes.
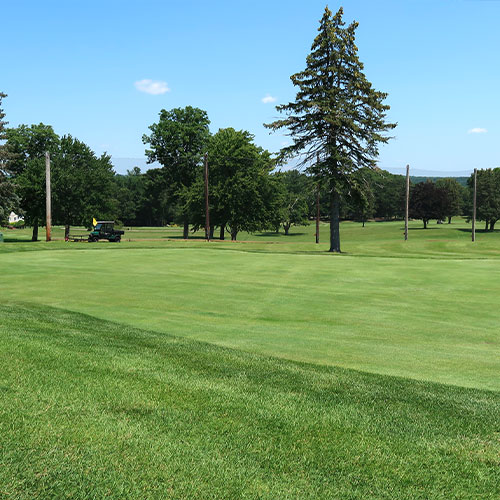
[316,153,320,244]
[472,168,477,242]
[404,164,410,241]
[45,152,52,242]
[316,185,320,244]
[204,152,210,241]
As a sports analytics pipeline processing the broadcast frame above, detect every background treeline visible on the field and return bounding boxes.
[112,165,472,232]
[1,95,497,238]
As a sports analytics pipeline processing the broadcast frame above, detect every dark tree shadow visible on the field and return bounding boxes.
[253,232,307,238]
[457,228,496,234]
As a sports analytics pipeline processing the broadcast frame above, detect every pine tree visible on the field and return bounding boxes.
[265,7,396,252]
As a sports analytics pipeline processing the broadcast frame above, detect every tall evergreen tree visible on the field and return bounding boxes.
[265,7,396,252]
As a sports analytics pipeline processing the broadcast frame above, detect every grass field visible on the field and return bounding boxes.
[1,219,499,498]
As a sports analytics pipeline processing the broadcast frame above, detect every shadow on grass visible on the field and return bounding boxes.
[1,238,38,243]
[408,227,440,231]
[253,232,307,238]
[457,228,497,234]
[162,234,209,240]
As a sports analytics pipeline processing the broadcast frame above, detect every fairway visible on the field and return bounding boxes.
[1,220,499,391]
[1,304,499,499]
[2,220,500,498]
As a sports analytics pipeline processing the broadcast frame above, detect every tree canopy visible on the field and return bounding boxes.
[202,128,275,241]
[410,180,447,229]
[5,123,59,239]
[143,106,211,238]
[0,93,19,223]
[466,168,500,231]
[265,6,396,252]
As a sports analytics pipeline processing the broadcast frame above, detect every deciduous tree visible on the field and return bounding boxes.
[410,180,446,229]
[143,106,211,238]
[202,128,275,241]
[5,123,59,240]
[435,177,464,224]
[272,170,310,235]
[0,93,19,223]
[52,135,116,238]
[466,168,500,231]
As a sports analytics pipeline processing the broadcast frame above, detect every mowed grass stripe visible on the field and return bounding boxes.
[0,246,499,390]
[0,304,499,499]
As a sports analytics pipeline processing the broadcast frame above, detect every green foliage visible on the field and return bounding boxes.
[200,128,276,240]
[52,135,116,229]
[435,177,465,223]
[265,7,396,252]
[466,168,500,230]
[113,167,149,226]
[370,169,405,219]
[0,93,19,221]
[410,180,447,228]
[271,170,311,234]
[5,123,60,238]
[143,106,211,234]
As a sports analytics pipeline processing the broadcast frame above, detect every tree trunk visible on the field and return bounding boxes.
[448,216,452,224]
[485,220,489,231]
[284,224,290,235]
[423,219,427,229]
[65,224,70,240]
[31,219,39,242]
[231,229,238,241]
[219,225,225,240]
[490,220,496,231]
[362,219,365,228]
[329,188,341,252]
[209,226,214,240]
[183,218,189,239]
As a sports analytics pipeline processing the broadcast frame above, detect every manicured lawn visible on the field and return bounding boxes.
[0,304,499,499]
[1,219,499,391]
[1,219,499,497]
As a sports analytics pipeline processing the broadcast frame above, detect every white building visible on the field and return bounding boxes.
[8,212,24,224]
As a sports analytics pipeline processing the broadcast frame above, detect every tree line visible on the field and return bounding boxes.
[2,91,498,241]
[2,7,498,244]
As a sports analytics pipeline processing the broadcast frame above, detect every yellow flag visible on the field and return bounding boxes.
[92,218,97,227]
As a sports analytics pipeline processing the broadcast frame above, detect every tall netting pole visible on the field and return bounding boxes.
[404,164,410,241]
[472,168,477,242]
[45,152,52,242]
[316,153,320,244]
[204,152,210,241]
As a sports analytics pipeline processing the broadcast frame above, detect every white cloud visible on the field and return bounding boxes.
[134,79,170,95]
[262,94,277,104]
[468,127,487,134]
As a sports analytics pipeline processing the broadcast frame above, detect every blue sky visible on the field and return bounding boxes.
[2,0,499,174]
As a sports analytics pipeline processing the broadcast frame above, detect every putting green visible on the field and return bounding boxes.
[1,242,499,391]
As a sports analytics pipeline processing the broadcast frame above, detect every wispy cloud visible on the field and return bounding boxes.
[134,79,170,95]
[468,127,487,134]
[261,94,277,104]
